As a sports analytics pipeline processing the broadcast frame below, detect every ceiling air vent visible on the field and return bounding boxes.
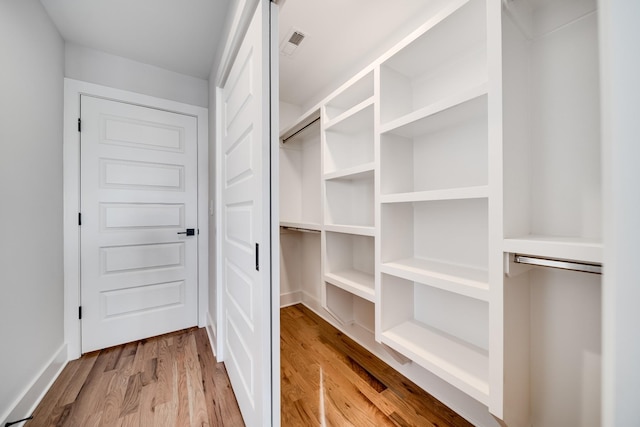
[281,28,307,57]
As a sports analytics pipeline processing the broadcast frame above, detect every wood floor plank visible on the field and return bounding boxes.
[27,328,244,427]
[281,304,474,427]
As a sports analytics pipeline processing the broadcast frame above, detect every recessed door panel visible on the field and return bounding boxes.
[81,95,198,353]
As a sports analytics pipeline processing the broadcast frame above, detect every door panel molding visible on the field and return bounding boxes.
[63,78,209,359]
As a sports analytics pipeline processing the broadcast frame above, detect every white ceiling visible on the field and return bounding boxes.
[278,0,448,109]
[39,0,445,106]
[40,0,230,80]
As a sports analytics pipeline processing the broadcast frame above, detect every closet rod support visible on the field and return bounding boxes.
[514,254,602,275]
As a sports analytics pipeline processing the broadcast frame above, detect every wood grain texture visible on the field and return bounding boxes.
[281,304,474,427]
[27,328,244,427]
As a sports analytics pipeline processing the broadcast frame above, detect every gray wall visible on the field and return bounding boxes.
[65,43,209,108]
[0,0,65,420]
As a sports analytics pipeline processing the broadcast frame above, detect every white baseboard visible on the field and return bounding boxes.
[206,311,218,359]
[1,344,68,427]
[280,290,303,308]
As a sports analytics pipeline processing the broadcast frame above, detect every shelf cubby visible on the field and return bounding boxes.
[325,170,374,228]
[380,273,489,404]
[381,198,489,289]
[324,71,374,122]
[325,282,375,334]
[502,0,601,263]
[325,232,375,302]
[380,0,487,125]
[323,103,374,175]
[380,92,487,195]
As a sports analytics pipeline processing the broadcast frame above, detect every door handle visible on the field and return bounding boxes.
[177,228,195,236]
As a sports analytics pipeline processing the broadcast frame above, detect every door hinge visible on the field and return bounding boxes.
[78,306,82,320]
[78,118,81,132]
[78,212,82,226]
[255,243,259,271]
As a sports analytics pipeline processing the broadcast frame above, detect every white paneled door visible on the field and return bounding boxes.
[219,1,274,425]
[80,95,199,353]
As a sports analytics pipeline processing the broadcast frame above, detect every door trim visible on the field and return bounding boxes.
[63,78,209,359]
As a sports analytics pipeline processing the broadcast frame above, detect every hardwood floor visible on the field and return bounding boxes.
[281,304,473,427]
[26,328,244,427]
[26,305,471,426]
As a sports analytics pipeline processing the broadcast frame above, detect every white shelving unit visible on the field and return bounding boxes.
[325,232,375,302]
[379,0,487,125]
[324,102,374,175]
[325,170,374,228]
[380,273,489,403]
[380,91,488,196]
[279,0,603,424]
[496,0,603,425]
[321,71,378,334]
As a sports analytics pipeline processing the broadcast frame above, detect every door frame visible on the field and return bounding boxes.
[63,78,209,359]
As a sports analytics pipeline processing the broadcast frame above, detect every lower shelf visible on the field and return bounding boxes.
[381,257,488,301]
[325,270,375,302]
[381,320,489,405]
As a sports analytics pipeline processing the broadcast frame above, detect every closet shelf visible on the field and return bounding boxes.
[324,224,375,236]
[381,320,489,405]
[380,185,488,204]
[380,83,488,135]
[279,221,322,232]
[503,235,602,264]
[324,97,375,130]
[325,71,374,121]
[324,163,374,181]
[325,270,375,302]
[381,257,489,301]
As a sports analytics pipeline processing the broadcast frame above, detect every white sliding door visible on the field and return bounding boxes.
[218,1,277,425]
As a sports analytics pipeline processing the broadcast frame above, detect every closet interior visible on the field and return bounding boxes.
[278,0,602,425]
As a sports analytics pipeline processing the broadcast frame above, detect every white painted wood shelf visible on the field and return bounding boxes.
[325,97,375,130]
[380,84,488,135]
[325,70,374,121]
[503,235,603,264]
[381,320,489,405]
[325,270,375,302]
[324,163,374,181]
[324,224,375,237]
[380,186,488,204]
[381,257,489,301]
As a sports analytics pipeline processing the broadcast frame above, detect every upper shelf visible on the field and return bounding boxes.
[381,85,488,136]
[380,185,488,204]
[381,257,489,301]
[503,235,603,264]
[324,71,374,122]
[379,0,487,125]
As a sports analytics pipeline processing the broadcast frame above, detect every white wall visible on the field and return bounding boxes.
[279,101,303,132]
[600,0,640,425]
[0,0,65,422]
[65,43,209,108]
